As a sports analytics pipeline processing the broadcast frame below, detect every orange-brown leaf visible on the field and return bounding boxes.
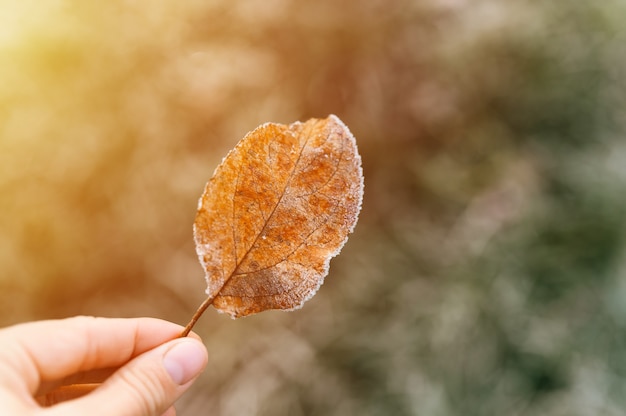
[193,115,363,318]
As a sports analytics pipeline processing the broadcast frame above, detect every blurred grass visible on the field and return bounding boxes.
[1,1,626,415]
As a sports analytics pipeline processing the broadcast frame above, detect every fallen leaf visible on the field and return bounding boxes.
[182,115,363,333]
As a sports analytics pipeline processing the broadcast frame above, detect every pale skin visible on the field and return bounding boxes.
[0,316,208,416]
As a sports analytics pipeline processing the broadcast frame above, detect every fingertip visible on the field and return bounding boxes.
[163,339,208,385]
[186,331,203,342]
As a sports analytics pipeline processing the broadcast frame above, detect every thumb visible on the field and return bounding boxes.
[52,338,208,416]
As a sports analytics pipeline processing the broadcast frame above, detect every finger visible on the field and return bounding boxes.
[46,338,207,416]
[0,316,186,396]
[36,333,203,396]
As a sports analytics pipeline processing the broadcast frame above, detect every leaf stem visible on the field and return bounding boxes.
[180,295,215,337]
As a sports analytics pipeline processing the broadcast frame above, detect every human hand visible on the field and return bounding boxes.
[0,316,208,416]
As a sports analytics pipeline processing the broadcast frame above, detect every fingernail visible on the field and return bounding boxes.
[163,340,207,385]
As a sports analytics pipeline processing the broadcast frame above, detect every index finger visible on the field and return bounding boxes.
[0,316,189,396]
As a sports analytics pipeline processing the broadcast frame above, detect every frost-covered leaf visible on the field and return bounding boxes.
[182,115,363,332]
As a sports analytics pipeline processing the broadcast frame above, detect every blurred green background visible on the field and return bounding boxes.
[2,1,626,415]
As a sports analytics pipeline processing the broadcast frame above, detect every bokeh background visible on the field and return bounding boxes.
[2,1,626,415]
